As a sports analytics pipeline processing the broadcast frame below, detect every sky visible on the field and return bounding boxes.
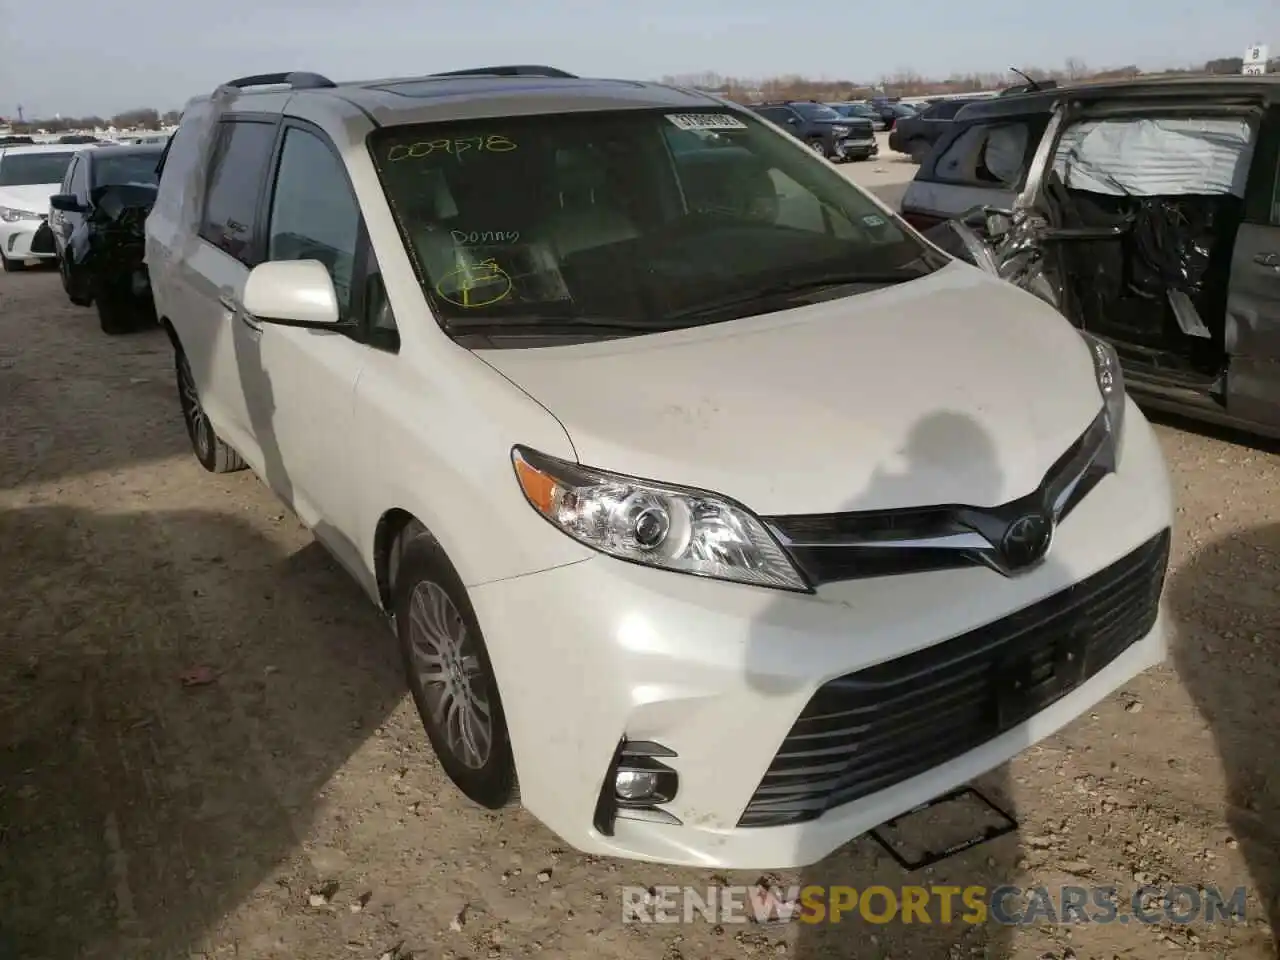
[0,0,1276,118]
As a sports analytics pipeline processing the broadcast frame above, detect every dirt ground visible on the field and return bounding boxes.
[1,264,1277,960]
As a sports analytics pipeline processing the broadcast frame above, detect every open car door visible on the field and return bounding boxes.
[1222,102,1280,432]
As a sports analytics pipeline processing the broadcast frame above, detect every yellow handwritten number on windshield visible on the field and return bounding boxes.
[388,135,517,162]
[436,259,512,308]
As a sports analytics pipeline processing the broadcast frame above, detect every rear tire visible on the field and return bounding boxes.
[394,528,516,809]
[908,138,931,164]
[0,254,24,273]
[176,349,245,473]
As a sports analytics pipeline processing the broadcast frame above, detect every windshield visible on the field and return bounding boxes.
[0,151,76,187]
[793,103,842,121]
[833,104,874,118]
[370,107,942,341]
[92,151,161,188]
[892,104,918,117]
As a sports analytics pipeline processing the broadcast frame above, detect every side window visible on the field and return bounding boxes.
[200,120,277,265]
[363,253,399,341]
[1273,164,1280,225]
[266,126,362,318]
[1270,111,1280,225]
[72,156,89,195]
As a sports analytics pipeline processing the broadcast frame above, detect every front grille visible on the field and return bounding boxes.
[737,529,1169,828]
[764,409,1112,585]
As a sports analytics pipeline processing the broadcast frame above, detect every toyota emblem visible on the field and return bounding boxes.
[1001,513,1053,570]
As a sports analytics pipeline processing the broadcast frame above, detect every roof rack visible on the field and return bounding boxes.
[429,65,577,79]
[220,71,337,91]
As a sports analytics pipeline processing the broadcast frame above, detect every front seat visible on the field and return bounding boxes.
[543,150,639,259]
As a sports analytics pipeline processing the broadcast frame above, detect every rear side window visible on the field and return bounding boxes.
[200,120,277,264]
[934,120,1038,187]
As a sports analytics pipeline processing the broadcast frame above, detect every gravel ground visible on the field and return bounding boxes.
[1,257,1277,960]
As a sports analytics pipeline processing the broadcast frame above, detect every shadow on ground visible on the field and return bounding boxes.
[1169,521,1280,951]
[0,504,404,959]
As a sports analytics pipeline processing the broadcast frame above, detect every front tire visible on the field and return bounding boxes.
[176,349,245,473]
[395,530,515,809]
[61,257,92,307]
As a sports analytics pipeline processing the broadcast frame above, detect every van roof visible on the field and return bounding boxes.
[186,67,730,128]
[955,74,1280,124]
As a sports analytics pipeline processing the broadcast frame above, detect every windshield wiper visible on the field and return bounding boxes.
[667,270,922,321]
[445,316,681,335]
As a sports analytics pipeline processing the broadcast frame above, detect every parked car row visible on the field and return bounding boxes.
[0,138,163,332]
[902,75,1280,442]
[131,65,1173,870]
[747,99,879,161]
[888,97,985,162]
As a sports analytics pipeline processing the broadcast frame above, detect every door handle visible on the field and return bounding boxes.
[218,294,239,312]
[1253,252,1280,268]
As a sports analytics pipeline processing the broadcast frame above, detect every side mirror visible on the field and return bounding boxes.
[785,117,799,125]
[242,259,345,328]
[50,194,85,214]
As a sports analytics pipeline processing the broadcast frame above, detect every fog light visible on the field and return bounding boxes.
[615,769,660,801]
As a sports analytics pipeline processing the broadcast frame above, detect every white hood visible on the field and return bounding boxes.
[0,183,60,214]
[479,263,1104,516]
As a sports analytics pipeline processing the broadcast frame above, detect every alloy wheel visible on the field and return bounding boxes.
[177,354,211,461]
[407,580,494,770]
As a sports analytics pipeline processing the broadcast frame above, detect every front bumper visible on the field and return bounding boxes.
[1,217,56,261]
[470,398,1172,868]
[835,137,879,160]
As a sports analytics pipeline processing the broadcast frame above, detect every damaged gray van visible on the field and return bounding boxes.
[912,77,1280,440]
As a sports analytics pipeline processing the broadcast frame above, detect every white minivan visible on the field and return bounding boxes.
[145,67,1173,869]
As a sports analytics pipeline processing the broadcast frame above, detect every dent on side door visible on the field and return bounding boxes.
[1224,223,1280,427]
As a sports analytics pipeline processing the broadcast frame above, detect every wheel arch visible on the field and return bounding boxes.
[374,507,441,613]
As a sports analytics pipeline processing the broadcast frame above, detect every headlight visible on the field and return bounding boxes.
[831,125,850,137]
[511,446,809,591]
[1082,331,1125,440]
[0,206,41,223]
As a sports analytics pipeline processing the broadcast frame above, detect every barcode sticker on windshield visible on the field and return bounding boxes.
[665,113,748,131]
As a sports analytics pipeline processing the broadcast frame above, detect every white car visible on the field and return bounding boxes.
[0,143,83,271]
[145,67,1174,869]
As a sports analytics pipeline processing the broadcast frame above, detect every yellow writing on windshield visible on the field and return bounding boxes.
[435,258,512,308]
[388,135,517,162]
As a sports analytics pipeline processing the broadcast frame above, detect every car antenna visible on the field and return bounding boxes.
[1008,68,1042,92]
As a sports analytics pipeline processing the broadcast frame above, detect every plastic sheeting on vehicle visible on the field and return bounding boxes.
[1051,117,1254,198]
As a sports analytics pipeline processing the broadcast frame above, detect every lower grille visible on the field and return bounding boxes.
[738,529,1170,828]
